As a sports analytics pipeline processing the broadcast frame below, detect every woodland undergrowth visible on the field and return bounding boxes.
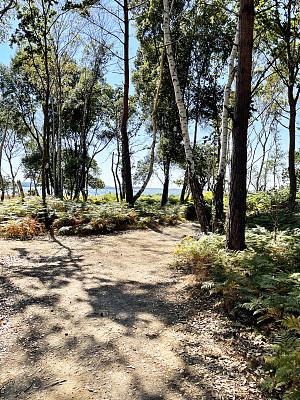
[174,190,300,400]
[0,193,187,239]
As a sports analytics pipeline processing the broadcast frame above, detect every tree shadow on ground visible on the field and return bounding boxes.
[0,234,267,400]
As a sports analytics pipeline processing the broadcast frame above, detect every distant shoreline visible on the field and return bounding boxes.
[20,182,180,190]
[19,183,181,196]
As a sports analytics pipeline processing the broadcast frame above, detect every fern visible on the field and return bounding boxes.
[281,315,300,335]
[265,330,300,399]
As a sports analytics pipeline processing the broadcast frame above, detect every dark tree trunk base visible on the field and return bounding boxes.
[189,172,209,234]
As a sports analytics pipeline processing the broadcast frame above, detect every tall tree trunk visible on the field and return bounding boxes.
[180,168,189,203]
[287,90,297,210]
[213,20,239,223]
[111,152,119,202]
[7,156,17,197]
[121,0,134,205]
[133,48,164,203]
[74,87,89,200]
[116,137,124,201]
[226,0,254,250]
[161,157,170,207]
[51,97,58,195]
[163,0,208,233]
[56,57,63,199]
[181,110,199,203]
[74,52,101,201]
[41,10,50,207]
[0,114,9,201]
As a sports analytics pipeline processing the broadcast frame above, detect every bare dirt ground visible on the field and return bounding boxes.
[0,222,272,400]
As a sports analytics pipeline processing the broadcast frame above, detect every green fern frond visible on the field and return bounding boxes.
[281,316,300,334]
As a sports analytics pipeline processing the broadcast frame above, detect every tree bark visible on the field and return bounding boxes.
[161,157,170,207]
[163,0,208,233]
[41,0,50,207]
[213,20,239,223]
[111,152,119,202]
[180,168,189,203]
[132,48,164,204]
[287,88,297,210]
[121,0,134,205]
[226,0,254,250]
[0,114,9,201]
[17,180,25,201]
[116,136,124,201]
[56,56,63,199]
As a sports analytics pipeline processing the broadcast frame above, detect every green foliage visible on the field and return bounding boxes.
[174,216,300,399]
[265,330,300,400]
[246,190,300,233]
[183,193,212,222]
[0,194,188,238]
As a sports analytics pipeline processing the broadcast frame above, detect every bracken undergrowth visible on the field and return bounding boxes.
[174,191,300,400]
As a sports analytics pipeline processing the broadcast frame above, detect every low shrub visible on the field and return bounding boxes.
[174,228,300,399]
[0,217,44,239]
[0,194,188,238]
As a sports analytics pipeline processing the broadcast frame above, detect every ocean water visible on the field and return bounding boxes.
[20,184,181,197]
[89,186,181,196]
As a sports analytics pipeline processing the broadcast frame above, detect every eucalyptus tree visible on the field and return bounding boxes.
[2,62,44,154]
[163,0,211,232]
[133,39,186,206]
[49,11,84,198]
[133,0,229,213]
[65,0,137,205]
[0,64,19,200]
[255,0,300,210]
[247,73,287,192]
[60,50,118,200]
[61,43,110,200]
[213,18,238,223]
[0,110,10,200]
[3,129,22,197]
[226,0,254,250]
[21,147,42,195]
[12,0,64,205]
[105,86,143,201]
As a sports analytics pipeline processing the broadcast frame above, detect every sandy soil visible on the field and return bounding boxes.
[0,223,272,400]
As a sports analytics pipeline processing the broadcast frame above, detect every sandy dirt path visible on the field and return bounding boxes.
[0,223,269,400]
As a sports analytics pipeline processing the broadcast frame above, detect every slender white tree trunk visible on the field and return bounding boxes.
[219,22,239,178]
[0,113,9,201]
[213,20,239,223]
[133,48,165,202]
[163,0,194,172]
[163,0,208,232]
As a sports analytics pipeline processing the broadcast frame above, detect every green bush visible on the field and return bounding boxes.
[174,227,300,399]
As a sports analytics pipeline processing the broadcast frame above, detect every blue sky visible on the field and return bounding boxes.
[0,39,173,188]
[0,42,14,65]
[0,33,298,190]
